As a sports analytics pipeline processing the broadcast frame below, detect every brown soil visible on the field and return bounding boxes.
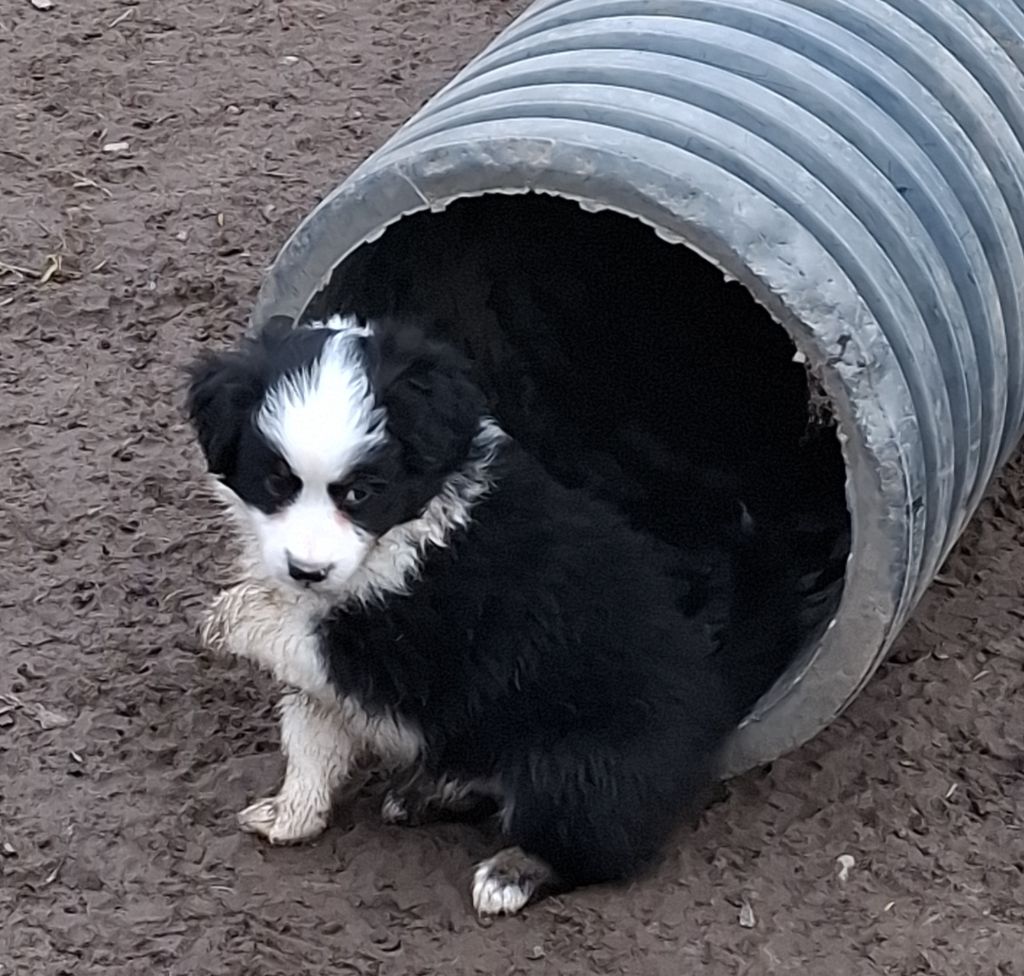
[2,2,1023,973]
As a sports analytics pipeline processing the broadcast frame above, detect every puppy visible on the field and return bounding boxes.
[187,314,743,916]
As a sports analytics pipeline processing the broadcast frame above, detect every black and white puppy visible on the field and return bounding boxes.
[187,315,740,916]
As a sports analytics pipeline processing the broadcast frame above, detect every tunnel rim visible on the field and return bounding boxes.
[250,131,914,775]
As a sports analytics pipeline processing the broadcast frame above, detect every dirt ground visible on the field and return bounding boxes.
[2,1,1024,973]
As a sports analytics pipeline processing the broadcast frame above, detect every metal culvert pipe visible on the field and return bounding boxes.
[249,0,1024,775]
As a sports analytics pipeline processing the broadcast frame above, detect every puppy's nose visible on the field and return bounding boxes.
[286,556,332,584]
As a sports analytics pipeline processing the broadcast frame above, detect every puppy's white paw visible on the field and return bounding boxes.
[473,869,532,916]
[471,847,554,917]
[237,794,329,845]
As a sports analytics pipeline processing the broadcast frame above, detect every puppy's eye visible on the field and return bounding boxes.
[330,478,383,510]
[265,463,300,501]
[346,485,371,506]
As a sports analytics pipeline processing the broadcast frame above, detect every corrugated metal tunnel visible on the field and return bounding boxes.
[249,0,1024,774]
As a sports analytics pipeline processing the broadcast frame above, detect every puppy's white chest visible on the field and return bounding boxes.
[200,580,332,698]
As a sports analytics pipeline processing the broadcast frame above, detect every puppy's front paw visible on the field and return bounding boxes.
[238,793,329,845]
[472,847,554,917]
[381,775,498,828]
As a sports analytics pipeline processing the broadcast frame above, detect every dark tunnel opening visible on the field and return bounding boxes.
[303,193,851,718]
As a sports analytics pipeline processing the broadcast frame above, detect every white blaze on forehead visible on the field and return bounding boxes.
[257,332,387,483]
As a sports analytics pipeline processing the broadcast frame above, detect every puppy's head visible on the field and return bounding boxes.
[186,314,488,594]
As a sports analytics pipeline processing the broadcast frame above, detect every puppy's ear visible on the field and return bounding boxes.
[185,350,262,478]
[380,345,488,473]
[360,323,417,393]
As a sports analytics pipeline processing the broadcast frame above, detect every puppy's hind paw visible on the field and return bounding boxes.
[471,847,555,917]
[379,790,414,826]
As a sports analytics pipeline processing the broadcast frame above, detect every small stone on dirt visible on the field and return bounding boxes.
[836,854,855,883]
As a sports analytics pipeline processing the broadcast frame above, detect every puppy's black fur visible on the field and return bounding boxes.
[189,320,794,896]
[323,440,739,888]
